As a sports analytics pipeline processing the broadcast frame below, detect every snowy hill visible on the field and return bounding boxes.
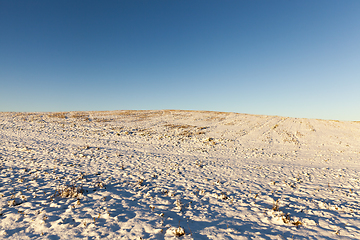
[1,110,359,239]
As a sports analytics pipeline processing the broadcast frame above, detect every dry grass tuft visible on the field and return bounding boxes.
[292,220,303,226]
[70,112,90,121]
[164,124,194,129]
[48,112,67,119]
[93,118,112,122]
[272,200,280,211]
[54,184,84,198]
[281,213,291,224]
[173,226,185,237]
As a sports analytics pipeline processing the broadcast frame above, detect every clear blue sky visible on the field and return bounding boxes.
[1,1,359,120]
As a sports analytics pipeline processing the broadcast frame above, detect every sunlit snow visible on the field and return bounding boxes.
[1,110,359,239]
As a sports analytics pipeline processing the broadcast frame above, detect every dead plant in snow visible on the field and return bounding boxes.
[173,226,185,237]
[272,199,280,211]
[54,184,84,198]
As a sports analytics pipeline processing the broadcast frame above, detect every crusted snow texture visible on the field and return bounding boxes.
[0,110,360,239]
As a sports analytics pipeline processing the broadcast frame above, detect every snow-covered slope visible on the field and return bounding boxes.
[1,110,359,239]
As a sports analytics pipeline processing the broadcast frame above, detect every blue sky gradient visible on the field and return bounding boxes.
[1,1,360,120]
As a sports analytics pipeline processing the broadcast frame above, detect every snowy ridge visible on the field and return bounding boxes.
[0,110,359,239]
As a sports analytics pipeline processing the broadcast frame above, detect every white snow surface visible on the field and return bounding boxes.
[0,110,360,239]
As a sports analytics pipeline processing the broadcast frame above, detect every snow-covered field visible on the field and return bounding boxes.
[1,110,360,239]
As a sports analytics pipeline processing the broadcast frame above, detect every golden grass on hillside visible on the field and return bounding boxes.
[48,112,67,119]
